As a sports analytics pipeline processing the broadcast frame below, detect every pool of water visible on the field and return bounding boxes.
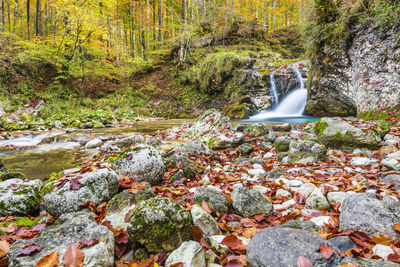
[242,115,320,124]
[0,119,187,180]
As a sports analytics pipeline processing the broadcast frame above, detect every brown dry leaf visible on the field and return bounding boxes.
[297,256,314,267]
[394,224,400,232]
[0,222,17,233]
[243,227,259,239]
[320,244,334,259]
[170,263,184,267]
[62,244,84,267]
[371,235,394,246]
[0,241,10,254]
[201,201,212,214]
[191,226,203,242]
[36,251,60,267]
[221,234,242,249]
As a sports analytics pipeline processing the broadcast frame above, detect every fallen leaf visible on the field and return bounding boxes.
[320,244,334,259]
[9,183,19,190]
[388,253,400,263]
[394,224,400,232]
[226,255,244,267]
[17,244,42,256]
[36,251,59,267]
[297,256,314,267]
[191,226,203,242]
[0,241,10,254]
[340,264,357,267]
[62,244,84,267]
[78,240,99,249]
[0,222,17,233]
[201,201,212,214]
[221,234,242,249]
[170,263,184,267]
[371,235,393,246]
[70,178,82,190]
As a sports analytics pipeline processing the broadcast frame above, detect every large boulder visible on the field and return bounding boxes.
[194,187,231,213]
[128,197,193,253]
[339,193,400,239]
[231,186,273,217]
[8,211,114,267]
[0,179,42,217]
[287,140,327,164]
[42,169,119,217]
[165,241,206,267]
[246,123,269,137]
[113,145,165,185]
[103,184,155,230]
[246,227,340,267]
[315,118,381,148]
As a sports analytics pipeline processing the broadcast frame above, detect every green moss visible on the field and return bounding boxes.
[227,104,247,119]
[0,216,41,229]
[315,121,329,137]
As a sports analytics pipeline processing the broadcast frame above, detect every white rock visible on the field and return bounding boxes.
[296,183,318,197]
[165,241,206,267]
[276,189,292,199]
[248,169,266,177]
[372,244,394,260]
[305,188,330,210]
[327,192,348,206]
[253,164,263,169]
[200,175,211,185]
[286,180,303,187]
[191,205,222,237]
[263,152,274,159]
[351,157,378,166]
[252,186,270,194]
[210,235,229,253]
[85,138,103,148]
[310,216,331,227]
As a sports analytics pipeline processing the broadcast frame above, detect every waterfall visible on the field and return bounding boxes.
[248,67,308,121]
[269,73,279,106]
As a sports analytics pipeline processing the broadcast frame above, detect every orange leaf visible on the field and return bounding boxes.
[297,256,314,267]
[170,263,184,267]
[221,234,242,249]
[371,235,394,246]
[340,264,357,267]
[62,244,84,267]
[320,244,334,259]
[201,201,212,214]
[191,226,203,242]
[0,241,10,254]
[394,224,400,232]
[36,251,60,267]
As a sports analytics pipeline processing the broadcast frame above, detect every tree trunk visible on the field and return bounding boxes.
[35,0,41,35]
[158,0,162,48]
[13,0,18,33]
[26,0,30,39]
[0,0,4,31]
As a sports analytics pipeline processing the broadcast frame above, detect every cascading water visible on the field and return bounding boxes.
[269,73,279,106]
[248,67,308,122]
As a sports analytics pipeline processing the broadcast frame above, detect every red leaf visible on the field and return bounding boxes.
[226,255,244,267]
[32,223,46,232]
[221,234,242,249]
[78,240,99,249]
[201,201,212,214]
[57,179,67,189]
[62,243,84,267]
[170,263,184,267]
[9,183,19,190]
[320,244,334,259]
[70,178,82,190]
[124,208,135,222]
[388,253,400,263]
[16,243,42,256]
[297,256,314,267]
[191,226,203,242]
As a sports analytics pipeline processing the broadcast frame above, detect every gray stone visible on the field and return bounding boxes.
[114,145,165,185]
[380,174,400,190]
[246,123,269,137]
[103,135,145,151]
[172,140,212,154]
[327,191,349,206]
[341,257,400,267]
[274,136,291,152]
[272,123,292,132]
[246,227,340,267]
[191,204,221,238]
[351,157,378,166]
[287,140,327,164]
[211,133,244,150]
[85,138,103,148]
[165,241,206,267]
[231,186,273,217]
[194,187,230,213]
[329,236,356,254]
[305,188,330,210]
[8,211,114,267]
[0,179,42,216]
[128,197,193,253]
[42,169,119,217]
[339,193,400,239]
[240,143,254,155]
[382,151,400,170]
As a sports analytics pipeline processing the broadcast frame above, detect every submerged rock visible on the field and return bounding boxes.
[0,179,42,217]
[8,211,114,267]
[315,118,382,148]
[339,193,400,239]
[103,135,145,152]
[113,145,165,185]
[42,168,119,217]
[128,197,193,253]
[287,140,327,164]
[246,227,340,267]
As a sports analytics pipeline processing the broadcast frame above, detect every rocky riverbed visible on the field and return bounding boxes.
[1,109,400,266]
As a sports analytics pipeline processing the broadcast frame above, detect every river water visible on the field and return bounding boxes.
[0,119,187,180]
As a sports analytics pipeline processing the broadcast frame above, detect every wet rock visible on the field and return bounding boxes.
[272,123,292,132]
[231,186,273,217]
[315,118,381,149]
[114,145,165,185]
[104,184,155,230]
[42,169,119,217]
[0,179,42,217]
[339,193,400,239]
[191,204,221,238]
[8,211,114,267]
[165,241,206,267]
[128,197,192,253]
[239,143,254,155]
[194,187,231,213]
[103,135,145,151]
[246,123,269,137]
[85,138,103,148]
[246,227,340,267]
[274,136,291,152]
[287,140,327,164]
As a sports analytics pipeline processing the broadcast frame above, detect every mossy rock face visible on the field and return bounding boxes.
[0,179,42,217]
[128,197,193,253]
[246,123,269,137]
[0,172,26,181]
[274,136,292,152]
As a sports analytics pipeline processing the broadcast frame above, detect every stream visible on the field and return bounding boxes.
[0,119,187,180]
